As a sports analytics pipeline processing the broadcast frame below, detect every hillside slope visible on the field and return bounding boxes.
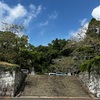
[21,75,91,98]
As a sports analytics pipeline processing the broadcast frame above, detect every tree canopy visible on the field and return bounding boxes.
[0,18,100,75]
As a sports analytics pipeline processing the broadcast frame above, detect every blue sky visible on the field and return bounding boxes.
[0,0,100,46]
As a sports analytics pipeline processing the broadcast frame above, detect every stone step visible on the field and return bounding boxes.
[21,75,91,98]
[0,97,93,100]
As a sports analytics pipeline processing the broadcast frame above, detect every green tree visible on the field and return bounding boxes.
[81,56,100,78]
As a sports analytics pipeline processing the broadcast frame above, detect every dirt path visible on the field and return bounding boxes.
[21,75,91,98]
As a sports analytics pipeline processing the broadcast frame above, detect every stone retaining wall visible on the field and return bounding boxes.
[0,71,15,96]
[79,72,100,98]
[0,69,26,97]
[14,70,26,96]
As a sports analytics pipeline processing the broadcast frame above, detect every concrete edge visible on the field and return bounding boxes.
[0,96,92,99]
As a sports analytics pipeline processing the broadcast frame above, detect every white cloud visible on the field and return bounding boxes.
[92,5,100,21]
[69,21,89,41]
[0,1,42,35]
[24,5,42,26]
[0,2,27,24]
[29,4,36,11]
[80,18,87,26]
[0,1,10,11]
[39,21,48,27]
[37,10,58,28]
[49,11,58,20]
[6,4,27,24]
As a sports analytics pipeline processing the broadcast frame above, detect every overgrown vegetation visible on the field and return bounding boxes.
[0,18,100,75]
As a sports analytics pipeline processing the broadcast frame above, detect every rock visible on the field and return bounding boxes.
[67,72,71,76]
[0,91,2,96]
[10,91,14,97]
[97,93,100,98]
[7,83,12,91]
[3,87,7,92]
[1,92,6,96]
[6,91,11,96]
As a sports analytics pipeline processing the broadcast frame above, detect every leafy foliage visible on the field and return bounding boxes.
[0,19,100,75]
[81,56,100,75]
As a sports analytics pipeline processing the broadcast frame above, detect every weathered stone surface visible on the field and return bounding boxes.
[14,70,26,96]
[21,75,90,98]
[0,71,15,96]
[0,70,26,97]
[79,72,100,98]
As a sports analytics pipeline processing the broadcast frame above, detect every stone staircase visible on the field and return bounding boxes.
[21,75,93,99]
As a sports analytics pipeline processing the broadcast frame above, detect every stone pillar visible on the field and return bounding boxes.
[31,67,35,75]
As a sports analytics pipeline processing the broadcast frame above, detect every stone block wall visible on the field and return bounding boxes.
[0,69,26,97]
[79,72,100,98]
[0,71,15,96]
[14,70,26,96]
